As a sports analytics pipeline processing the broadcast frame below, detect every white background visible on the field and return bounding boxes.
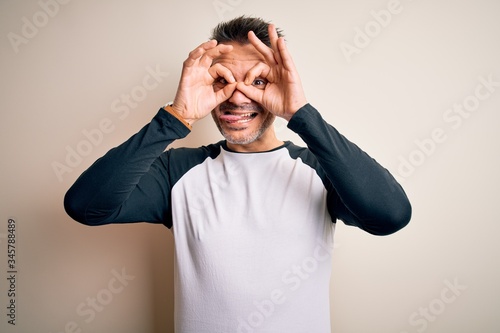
[1,0,499,332]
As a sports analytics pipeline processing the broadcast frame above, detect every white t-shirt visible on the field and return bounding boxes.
[171,144,335,332]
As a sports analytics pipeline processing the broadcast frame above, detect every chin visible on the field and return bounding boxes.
[223,130,263,145]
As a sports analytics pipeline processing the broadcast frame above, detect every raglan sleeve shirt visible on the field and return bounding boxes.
[64,103,411,234]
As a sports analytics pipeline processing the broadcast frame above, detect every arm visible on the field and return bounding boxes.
[237,25,410,235]
[64,108,190,226]
[65,40,238,226]
[288,104,411,235]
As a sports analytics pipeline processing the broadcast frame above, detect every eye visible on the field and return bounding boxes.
[215,77,228,85]
[213,77,228,91]
[252,78,267,89]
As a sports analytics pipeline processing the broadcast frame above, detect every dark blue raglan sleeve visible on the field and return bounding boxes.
[64,109,191,227]
[287,104,412,235]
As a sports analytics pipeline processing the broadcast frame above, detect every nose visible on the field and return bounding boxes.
[228,87,252,105]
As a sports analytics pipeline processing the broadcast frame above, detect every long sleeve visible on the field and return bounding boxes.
[287,104,411,235]
[64,108,191,226]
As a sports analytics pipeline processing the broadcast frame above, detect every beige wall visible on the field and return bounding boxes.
[1,0,499,332]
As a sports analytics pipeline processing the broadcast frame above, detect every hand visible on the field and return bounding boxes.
[171,40,237,125]
[236,24,307,121]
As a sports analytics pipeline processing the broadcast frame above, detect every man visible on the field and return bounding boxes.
[65,16,411,333]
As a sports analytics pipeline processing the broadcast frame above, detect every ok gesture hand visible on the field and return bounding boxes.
[236,24,307,121]
[171,40,237,125]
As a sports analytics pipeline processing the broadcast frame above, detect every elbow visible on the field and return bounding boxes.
[63,191,85,224]
[382,202,412,235]
[63,189,117,227]
[63,190,87,225]
[364,200,412,236]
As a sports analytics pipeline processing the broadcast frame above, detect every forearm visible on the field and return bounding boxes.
[288,104,411,235]
[64,108,190,225]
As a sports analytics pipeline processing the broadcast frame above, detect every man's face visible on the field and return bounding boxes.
[211,42,276,146]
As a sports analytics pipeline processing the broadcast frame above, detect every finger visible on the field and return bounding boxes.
[268,24,283,65]
[235,82,264,104]
[243,62,271,85]
[199,43,234,68]
[215,82,237,104]
[248,31,277,66]
[208,63,235,83]
[276,37,296,72]
[184,40,232,67]
[184,40,218,67]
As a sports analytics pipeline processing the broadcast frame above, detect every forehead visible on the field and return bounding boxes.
[212,42,266,68]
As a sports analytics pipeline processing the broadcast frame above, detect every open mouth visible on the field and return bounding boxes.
[219,111,258,124]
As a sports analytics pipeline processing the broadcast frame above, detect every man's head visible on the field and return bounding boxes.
[209,16,284,150]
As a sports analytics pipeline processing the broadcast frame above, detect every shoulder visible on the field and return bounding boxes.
[283,141,318,166]
[167,141,223,160]
[283,141,331,186]
[159,141,224,185]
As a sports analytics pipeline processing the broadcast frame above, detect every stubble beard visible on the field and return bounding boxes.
[211,102,276,145]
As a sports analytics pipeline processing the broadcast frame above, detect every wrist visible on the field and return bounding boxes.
[283,101,308,121]
[163,103,194,130]
[172,102,200,126]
